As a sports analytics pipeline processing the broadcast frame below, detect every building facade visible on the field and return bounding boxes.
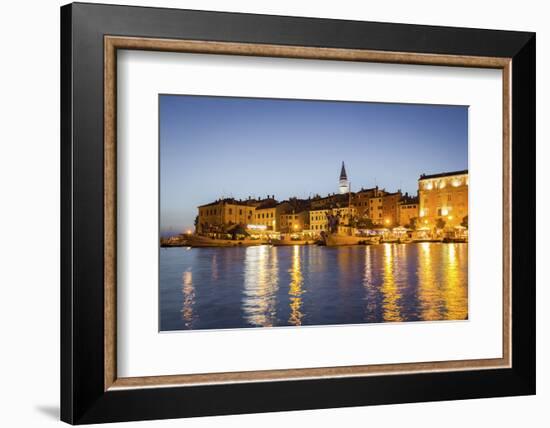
[309,209,330,233]
[195,164,467,237]
[250,199,278,230]
[398,195,419,227]
[418,170,468,229]
[197,199,255,234]
[352,187,377,219]
[380,191,402,227]
[366,188,400,226]
[279,210,309,233]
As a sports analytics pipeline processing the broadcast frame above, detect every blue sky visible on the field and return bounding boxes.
[160,95,468,233]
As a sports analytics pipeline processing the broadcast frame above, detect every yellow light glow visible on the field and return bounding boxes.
[288,245,304,326]
[385,219,390,225]
[424,219,428,224]
[448,215,453,220]
[381,243,402,322]
[247,224,267,230]
[242,245,279,327]
[418,242,440,320]
[441,208,448,216]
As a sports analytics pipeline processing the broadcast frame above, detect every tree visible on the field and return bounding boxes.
[436,218,446,230]
[194,215,199,229]
[357,217,375,229]
[407,217,418,230]
[461,215,468,228]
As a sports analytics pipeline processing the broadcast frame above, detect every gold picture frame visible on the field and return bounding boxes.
[103,36,512,391]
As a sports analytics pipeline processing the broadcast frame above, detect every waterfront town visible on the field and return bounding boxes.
[162,162,468,247]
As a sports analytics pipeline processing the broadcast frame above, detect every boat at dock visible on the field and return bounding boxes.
[162,234,268,248]
[189,235,268,247]
[442,237,468,243]
[324,233,367,246]
[271,239,313,246]
[398,237,413,244]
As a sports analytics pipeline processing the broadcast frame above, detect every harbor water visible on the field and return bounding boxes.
[160,243,468,331]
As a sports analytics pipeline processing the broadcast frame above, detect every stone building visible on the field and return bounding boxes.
[251,199,278,230]
[309,208,330,233]
[196,198,255,234]
[380,191,402,227]
[195,162,461,237]
[418,170,468,229]
[352,187,378,219]
[398,194,419,227]
[279,209,309,233]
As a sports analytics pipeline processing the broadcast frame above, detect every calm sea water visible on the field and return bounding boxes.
[159,243,468,331]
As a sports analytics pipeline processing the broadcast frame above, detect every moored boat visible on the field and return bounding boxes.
[324,233,365,246]
[271,239,312,246]
[185,235,268,247]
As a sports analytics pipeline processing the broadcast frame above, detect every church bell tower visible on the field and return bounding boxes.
[339,161,350,194]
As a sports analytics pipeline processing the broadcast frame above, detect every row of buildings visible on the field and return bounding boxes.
[195,162,468,237]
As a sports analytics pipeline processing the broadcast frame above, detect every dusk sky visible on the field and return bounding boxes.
[160,95,468,233]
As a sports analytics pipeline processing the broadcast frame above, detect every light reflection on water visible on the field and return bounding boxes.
[288,246,304,326]
[180,269,195,328]
[160,243,468,331]
[242,245,279,327]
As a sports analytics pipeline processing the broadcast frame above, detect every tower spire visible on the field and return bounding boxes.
[339,161,350,194]
[340,161,347,180]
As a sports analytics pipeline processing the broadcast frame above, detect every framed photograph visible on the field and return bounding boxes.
[61,2,535,424]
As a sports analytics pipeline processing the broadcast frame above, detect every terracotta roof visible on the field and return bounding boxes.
[198,198,251,208]
[256,199,278,209]
[400,196,419,204]
[355,187,377,194]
